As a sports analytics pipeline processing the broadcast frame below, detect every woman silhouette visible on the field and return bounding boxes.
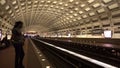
[11,21,25,68]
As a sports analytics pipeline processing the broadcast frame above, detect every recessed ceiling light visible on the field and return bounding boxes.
[46,66,50,68]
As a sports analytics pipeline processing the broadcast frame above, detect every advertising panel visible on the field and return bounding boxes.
[104,30,112,38]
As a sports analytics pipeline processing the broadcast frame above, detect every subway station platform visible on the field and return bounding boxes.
[0,38,120,68]
[0,39,43,68]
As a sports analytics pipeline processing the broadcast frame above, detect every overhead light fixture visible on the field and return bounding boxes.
[46,66,50,68]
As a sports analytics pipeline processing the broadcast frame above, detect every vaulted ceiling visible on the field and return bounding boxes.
[0,0,120,33]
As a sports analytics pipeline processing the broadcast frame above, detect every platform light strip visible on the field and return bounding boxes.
[34,39,117,68]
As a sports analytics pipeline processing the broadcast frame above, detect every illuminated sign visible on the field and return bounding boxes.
[104,30,112,38]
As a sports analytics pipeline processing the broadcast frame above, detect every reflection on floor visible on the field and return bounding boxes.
[0,39,42,68]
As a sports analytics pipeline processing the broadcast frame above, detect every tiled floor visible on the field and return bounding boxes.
[0,39,42,68]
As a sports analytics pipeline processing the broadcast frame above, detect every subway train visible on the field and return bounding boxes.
[0,0,120,68]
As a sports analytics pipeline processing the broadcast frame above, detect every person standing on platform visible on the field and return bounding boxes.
[11,21,25,68]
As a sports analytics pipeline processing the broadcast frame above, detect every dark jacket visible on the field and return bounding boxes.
[11,28,24,45]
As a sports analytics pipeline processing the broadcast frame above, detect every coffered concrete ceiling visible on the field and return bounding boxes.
[0,0,120,32]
